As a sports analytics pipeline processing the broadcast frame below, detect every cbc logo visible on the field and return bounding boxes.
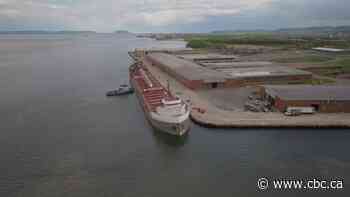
[257,178,269,190]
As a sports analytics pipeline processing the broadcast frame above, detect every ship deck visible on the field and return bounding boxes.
[132,66,176,112]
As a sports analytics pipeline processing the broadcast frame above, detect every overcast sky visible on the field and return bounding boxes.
[0,0,349,32]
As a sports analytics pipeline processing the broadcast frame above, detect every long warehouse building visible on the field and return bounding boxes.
[146,52,312,90]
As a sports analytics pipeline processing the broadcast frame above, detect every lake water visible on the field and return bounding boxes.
[0,34,349,197]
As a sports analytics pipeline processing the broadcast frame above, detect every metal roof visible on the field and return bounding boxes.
[263,85,350,101]
[176,53,238,60]
[147,53,228,81]
[200,61,274,69]
[217,66,311,79]
[312,47,346,52]
[148,53,312,82]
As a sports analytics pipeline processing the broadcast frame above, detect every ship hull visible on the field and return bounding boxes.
[130,76,190,136]
[148,113,191,136]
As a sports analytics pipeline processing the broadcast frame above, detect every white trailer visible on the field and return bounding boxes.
[285,107,315,116]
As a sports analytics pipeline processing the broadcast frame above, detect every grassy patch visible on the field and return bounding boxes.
[273,55,334,63]
[311,68,344,77]
[294,78,336,85]
[331,57,350,70]
[317,56,350,77]
[185,34,350,49]
[186,35,294,49]
[273,55,350,78]
[307,78,335,85]
[185,39,211,48]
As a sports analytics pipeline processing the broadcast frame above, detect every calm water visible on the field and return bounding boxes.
[0,34,349,197]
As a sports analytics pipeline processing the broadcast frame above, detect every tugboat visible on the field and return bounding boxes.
[106,84,134,97]
[129,63,191,136]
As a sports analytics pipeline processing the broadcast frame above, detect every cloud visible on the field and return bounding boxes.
[255,0,350,28]
[0,0,273,31]
[196,0,350,32]
[0,0,349,32]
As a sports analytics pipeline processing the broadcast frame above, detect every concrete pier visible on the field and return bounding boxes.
[133,52,350,128]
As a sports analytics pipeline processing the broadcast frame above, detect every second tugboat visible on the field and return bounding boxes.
[129,63,191,136]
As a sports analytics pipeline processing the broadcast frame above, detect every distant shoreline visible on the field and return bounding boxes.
[0,31,97,35]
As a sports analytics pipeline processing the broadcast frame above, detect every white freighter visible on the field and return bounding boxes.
[129,63,191,136]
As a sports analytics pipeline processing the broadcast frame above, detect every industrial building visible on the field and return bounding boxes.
[146,52,228,89]
[215,65,311,85]
[200,61,274,69]
[146,52,312,90]
[260,85,350,113]
[176,53,238,63]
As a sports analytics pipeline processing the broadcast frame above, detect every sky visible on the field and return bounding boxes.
[0,0,349,32]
